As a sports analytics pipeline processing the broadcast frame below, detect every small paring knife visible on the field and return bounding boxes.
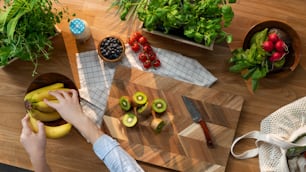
[182,96,214,148]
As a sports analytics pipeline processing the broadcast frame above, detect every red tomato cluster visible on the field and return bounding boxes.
[128,32,161,69]
[262,32,288,62]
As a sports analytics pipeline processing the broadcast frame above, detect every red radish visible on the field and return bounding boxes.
[269,52,284,62]
[138,53,147,63]
[275,40,288,52]
[268,33,279,43]
[262,40,274,52]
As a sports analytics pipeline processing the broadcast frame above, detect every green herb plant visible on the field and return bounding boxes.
[110,0,236,47]
[0,0,74,76]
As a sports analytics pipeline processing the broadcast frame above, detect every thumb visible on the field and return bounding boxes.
[37,120,46,138]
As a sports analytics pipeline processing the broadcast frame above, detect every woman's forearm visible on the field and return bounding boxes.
[72,114,104,144]
[30,153,51,172]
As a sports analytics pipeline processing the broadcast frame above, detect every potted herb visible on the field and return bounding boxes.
[0,0,74,76]
[110,0,236,48]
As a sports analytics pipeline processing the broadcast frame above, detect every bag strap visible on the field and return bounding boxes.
[231,131,305,159]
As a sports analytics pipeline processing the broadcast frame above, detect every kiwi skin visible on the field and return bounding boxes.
[150,118,165,133]
[119,96,132,111]
[137,102,152,117]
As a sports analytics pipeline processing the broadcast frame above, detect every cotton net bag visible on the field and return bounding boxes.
[231,96,306,172]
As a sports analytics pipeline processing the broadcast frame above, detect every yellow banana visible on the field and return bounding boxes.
[29,109,61,122]
[24,83,64,101]
[31,100,58,113]
[28,113,72,139]
[30,88,70,103]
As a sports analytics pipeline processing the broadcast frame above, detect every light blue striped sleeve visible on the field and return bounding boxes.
[93,134,144,172]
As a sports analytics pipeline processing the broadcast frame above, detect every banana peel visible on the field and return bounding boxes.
[28,100,58,113]
[24,83,64,101]
[28,109,61,122]
[28,113,72,139]
[29,88,70,103]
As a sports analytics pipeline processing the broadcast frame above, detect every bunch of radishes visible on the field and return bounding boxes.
[128,32,161,69]
[262,32,288,62]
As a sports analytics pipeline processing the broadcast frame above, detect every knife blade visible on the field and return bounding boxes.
[182,96,214,148]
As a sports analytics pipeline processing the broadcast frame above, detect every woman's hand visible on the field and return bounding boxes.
[45,89,104,144]
[44,89,83,126]
[20,114,51,172]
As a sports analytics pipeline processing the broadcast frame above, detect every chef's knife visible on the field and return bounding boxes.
[182,96,214,148]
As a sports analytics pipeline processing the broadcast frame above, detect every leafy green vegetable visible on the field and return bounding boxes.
[228,28,271,92]
[0,0,74,76]
[110,0,236,47]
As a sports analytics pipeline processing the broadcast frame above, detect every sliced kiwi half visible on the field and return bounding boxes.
[137,102,151,116]
[119,96,132,111]
[122,113,137,127]
[152,98,167,113]
[132,91,147,107]
[150,118,165,133]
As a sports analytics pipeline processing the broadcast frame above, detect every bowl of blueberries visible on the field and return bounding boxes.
[98,36,125,62]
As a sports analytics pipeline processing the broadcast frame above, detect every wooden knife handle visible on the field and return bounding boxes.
[199,120,214,148]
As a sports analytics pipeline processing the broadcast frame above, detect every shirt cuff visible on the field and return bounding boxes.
[93,134,120,160]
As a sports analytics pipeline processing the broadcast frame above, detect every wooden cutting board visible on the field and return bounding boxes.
[103,65,244,172]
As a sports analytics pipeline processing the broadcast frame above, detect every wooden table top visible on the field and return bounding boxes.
[0,0,305,171]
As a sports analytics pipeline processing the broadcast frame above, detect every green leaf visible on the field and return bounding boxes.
[229,62,250,73]
[251,68,267,80]
[251,79,259,91]
[242,67,256,80]
[222,5,234,27]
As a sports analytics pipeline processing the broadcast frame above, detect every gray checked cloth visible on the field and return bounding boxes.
[76,45,217,125]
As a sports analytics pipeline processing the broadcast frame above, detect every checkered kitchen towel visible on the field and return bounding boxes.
[76,45,217,125]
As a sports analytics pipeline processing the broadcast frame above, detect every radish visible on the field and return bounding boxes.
[269,52,284,62]
[268,33,279,43]
[275,40,288,52]
[262,40,274,52]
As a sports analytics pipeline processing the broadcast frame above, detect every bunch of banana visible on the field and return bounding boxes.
[24,82,72,139]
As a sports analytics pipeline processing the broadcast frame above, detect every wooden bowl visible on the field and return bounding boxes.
[97,36,125,63]
[243,20,301,78]
[26,73,78,93]
[25,73,79,126]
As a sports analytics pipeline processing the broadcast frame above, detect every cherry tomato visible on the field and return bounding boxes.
[147,51,156,61]
[138,36,148,45]
[138,52,147,63]
[132,32,142,40]
[143,59,151,69]
[153,59,161,68]
[128,37,136,46]
[143,45,152,53]
[131,42,140,52]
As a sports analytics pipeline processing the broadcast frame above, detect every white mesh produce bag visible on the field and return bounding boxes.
[231,96,306,172]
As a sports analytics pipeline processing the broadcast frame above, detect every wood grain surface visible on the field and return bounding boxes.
[103,66,244,171]
[0,0,305,172]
